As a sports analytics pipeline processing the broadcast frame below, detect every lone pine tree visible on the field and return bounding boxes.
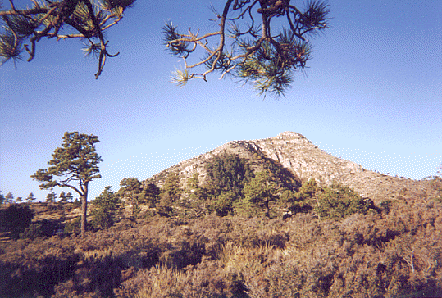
[31,132,102,237]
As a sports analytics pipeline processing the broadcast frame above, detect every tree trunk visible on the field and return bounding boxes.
[80,183,89,237]
[265,200,270,218]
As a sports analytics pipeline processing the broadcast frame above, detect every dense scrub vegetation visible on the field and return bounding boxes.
[0,204,34,239]
[1,155,442,297]
[1,197,442,297]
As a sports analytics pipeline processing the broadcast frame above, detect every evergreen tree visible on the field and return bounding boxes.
[186,173,207,201]
[242,170,278,218]
[179,173,210,217]
[46,191,57,203]
[26,192,36,203]
[282,187,312,215]
[0,0,135,78]
[31,132,102,237]
[119,178,142,217]
[0,192,5,205]
[90,186,121,230]
[59,191,67,203]
[205,154,254,198]
[187,173,199,194]
[142,183,161,207]
[164,0,329,96]
[160,173,181,202]
[5,192,14,203]
[297,178,319,199]
[66,192,74,202]
[158,172,181,217]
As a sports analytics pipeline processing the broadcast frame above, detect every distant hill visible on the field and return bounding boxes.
[145,131,438,203]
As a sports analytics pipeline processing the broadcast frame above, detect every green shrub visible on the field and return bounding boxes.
[23,219,62,239]
[283,180,317,215]
[315,184,378,220]
[0,204,34,239]
[280,188,314,215]
[90,186,121,230]
[156,205,174,217]
[64,217,81,234]
[211,191,237,216]
[90,208,116,230]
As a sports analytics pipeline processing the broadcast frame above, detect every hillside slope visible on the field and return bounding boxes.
[145,131,437,203]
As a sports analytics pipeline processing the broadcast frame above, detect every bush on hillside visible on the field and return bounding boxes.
[315,183,378,220]
[23,219,63,239]
[210,191,238,216]
[1,198,441,298]
[64,217,81,235]
[0,204,34,239]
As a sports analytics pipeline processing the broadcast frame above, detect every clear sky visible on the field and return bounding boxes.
[1,0,441,202]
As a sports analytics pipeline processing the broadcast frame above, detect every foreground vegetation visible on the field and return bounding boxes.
[1,189,442,297]
[1,153,442,297]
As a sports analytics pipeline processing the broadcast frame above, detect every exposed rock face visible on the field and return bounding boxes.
[252,132,364,186]
[144,132,436,203]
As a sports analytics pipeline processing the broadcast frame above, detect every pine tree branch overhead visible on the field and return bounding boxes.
[164,0,329,97]
[0,0,135,78]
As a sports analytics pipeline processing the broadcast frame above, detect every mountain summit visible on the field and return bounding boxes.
[145,132,435,203]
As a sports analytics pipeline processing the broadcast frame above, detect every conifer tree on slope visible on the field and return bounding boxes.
[5,192,14,203]
[119,178,142,217]
[26,192,36,203]
[243,170,278,218]
[31,132,102,237]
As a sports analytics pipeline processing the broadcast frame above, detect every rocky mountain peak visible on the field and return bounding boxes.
[145,132,437,203]
[277,131,307,140]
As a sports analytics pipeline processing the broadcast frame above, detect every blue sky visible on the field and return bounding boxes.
[1,0,441,201]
